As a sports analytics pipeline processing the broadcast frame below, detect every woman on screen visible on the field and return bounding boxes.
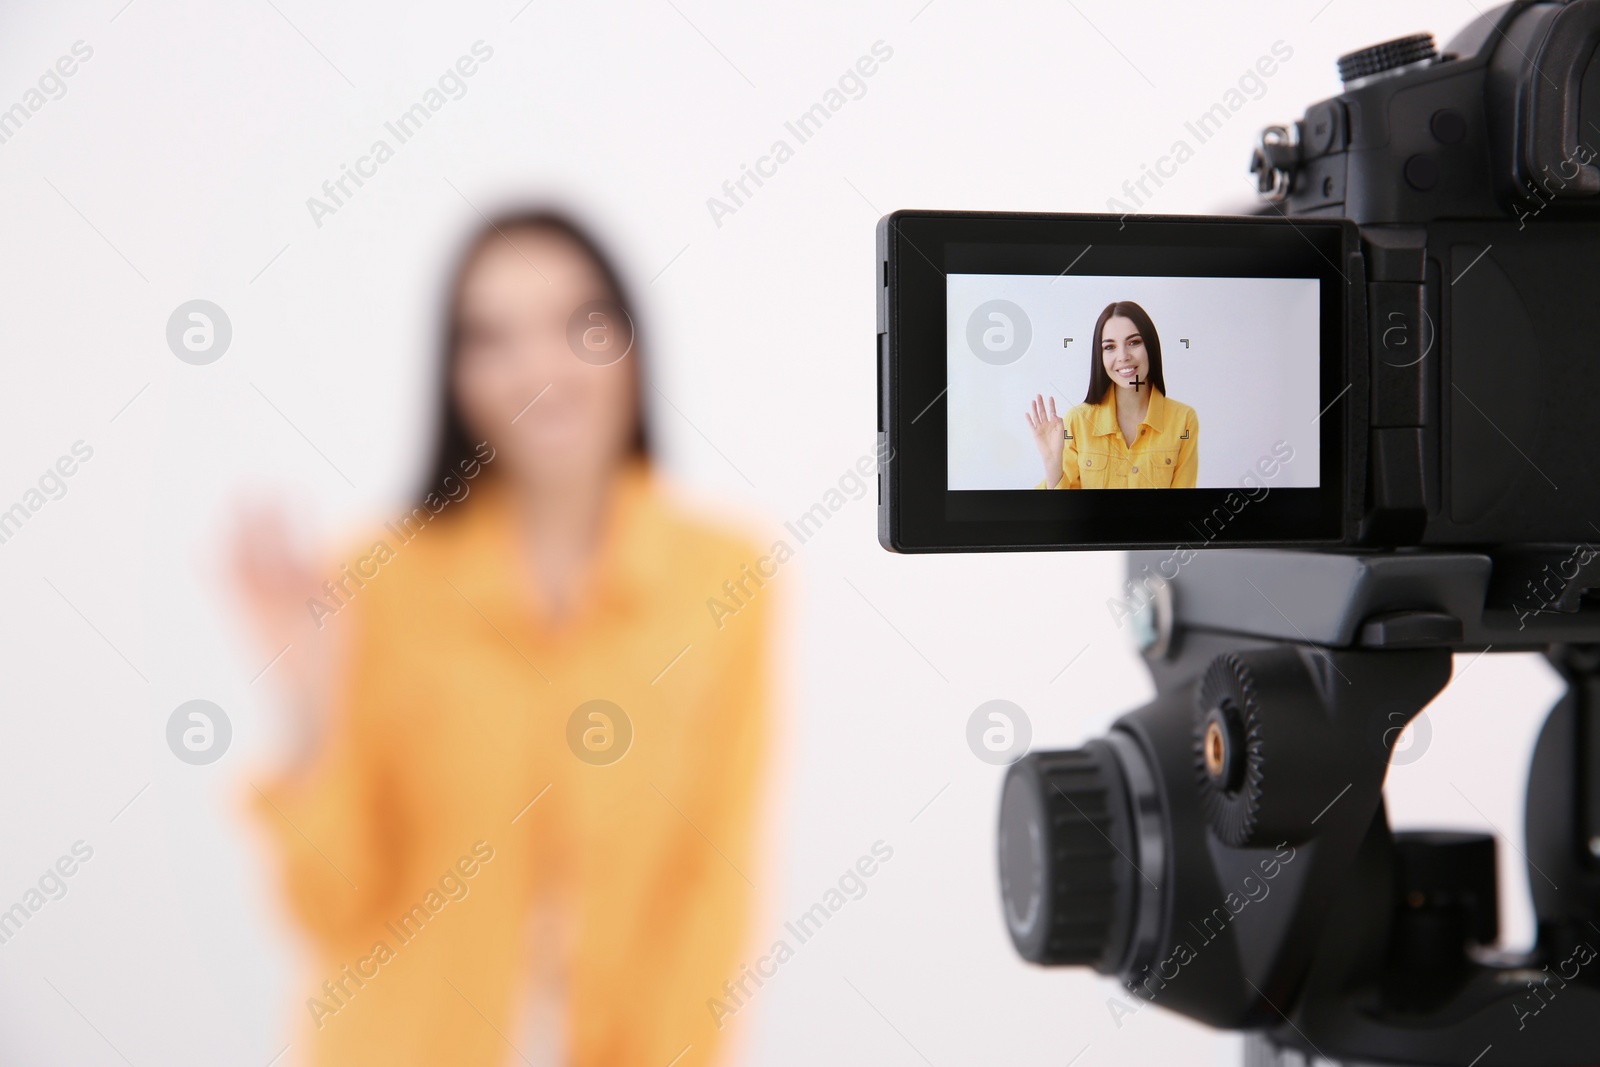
[1025,299,1199,489]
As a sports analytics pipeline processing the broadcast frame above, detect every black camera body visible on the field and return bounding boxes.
[875,0,1600,563]
[1255,1,1600,552]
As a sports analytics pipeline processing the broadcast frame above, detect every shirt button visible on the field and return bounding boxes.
[1166,458,1171,464]
[1131,466,1139,473]
[1084,459,1091,467]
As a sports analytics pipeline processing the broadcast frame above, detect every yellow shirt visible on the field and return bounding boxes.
[1039,385,1199,489]
[249,460,772,1067]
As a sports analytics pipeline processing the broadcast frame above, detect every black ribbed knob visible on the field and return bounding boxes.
[1338,33,1437,85]
[998,745,1135,971]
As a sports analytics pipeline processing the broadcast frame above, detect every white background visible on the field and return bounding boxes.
[0,3,1563,1066]
[947,274,1321,488]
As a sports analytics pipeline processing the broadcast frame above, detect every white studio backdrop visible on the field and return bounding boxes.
[0,2,1557,1066]
[947,274,1321,489]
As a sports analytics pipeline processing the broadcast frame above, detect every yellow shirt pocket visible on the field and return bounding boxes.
[1131,447,1180,488]
[1077,447,1114,489]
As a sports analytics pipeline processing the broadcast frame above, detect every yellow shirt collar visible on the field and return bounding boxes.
[1087,382,1167,437]
[440,457,662,630]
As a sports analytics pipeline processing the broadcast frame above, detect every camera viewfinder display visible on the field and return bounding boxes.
[948,273,1321,493]
[877,211,1356,552]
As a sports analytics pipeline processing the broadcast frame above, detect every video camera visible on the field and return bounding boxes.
[876,4,1600,1064]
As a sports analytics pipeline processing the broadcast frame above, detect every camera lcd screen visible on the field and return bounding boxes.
[878,211,1357,551]
[949,273,1321,490]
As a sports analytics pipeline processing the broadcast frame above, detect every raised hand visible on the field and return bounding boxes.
[230,502,343,769]
[1025,393,1065,486]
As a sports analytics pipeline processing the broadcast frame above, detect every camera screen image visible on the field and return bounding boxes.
[946,273,1322,493]
[877,211,1354,551]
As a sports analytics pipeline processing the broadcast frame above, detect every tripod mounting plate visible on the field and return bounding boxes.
[1127,549,1600,652]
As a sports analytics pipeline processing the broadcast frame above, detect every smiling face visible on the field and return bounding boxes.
[452,228,639,492]
[1100,314,1149,391]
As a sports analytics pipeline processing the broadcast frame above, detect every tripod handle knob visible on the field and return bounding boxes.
[998,745,1137,971]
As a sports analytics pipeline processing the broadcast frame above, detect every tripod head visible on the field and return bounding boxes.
[1001,552,1600,1065]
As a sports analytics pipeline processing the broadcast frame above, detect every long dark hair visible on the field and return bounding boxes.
[1084,300,1165,404]
[420,208,651,502]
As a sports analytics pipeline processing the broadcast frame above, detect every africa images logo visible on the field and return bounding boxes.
[967,299,1031,366]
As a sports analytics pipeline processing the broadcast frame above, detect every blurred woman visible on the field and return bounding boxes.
[234,210,772,1067]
